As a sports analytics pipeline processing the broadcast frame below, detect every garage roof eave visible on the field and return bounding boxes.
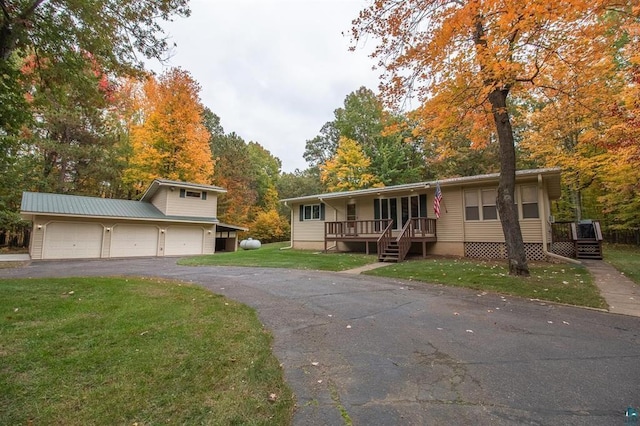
[21,211,220,225]
[216,222,248,232]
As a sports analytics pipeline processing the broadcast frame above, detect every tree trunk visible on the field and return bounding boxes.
[488,88,530,276]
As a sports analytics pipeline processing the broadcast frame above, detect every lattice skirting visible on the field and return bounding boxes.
[464,242,547,261]
[550,242,575,258]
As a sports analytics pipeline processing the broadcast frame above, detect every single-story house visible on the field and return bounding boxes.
[21,179,247,260]
[281,168,567,262]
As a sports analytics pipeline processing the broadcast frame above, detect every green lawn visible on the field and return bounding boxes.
[180,242,379,271]
[604,243,640,285]
[0,277,294,425]
[365,258,607,309]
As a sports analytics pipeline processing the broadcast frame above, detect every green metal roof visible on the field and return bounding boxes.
[21,192,219,224]
[140,179,226,202]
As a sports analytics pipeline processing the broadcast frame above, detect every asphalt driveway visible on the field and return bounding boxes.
[2,258,639,425]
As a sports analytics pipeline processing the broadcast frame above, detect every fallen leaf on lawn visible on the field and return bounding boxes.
[317,380,323,384]
[268,393,278,402]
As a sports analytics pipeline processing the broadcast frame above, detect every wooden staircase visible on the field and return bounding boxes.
[377,219,413,263]
[576,239,603,259]
[379,241,401,262]
[572,221,604,260]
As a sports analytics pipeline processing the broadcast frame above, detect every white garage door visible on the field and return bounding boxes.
[165,226,204,256]
[111,225,159,257]
[44,222,103,259]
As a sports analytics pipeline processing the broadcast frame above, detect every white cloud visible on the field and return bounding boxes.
[149,0,380,172]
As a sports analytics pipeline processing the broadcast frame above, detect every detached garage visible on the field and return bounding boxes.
[20,179,247,260]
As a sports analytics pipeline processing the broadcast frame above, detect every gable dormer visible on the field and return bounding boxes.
[140,179,226,219]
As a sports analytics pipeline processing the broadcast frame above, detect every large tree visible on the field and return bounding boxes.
[0,0,190,134]
[124,68,213,192]
[352,0,636,275]
[305,87,425,187]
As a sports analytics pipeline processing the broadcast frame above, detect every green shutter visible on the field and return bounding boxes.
[320,203,325,220]
[202,192,207,200]
[390,198,397,229]
[299,205,304,221]
[374,199,380,220]
[180,189,186,198]
[420,194,427,217]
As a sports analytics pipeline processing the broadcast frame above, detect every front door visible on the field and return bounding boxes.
[346,202,357,234]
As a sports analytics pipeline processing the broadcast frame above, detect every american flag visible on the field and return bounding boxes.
[434,182,443,219]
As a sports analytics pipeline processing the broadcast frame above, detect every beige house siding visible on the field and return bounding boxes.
[28,215,215,259]
[283,169,561,260]
[150,188,169,214]
[30,215,45,260]
[433,187,464,242]
[162,188,218,218]
[464,221,504,242]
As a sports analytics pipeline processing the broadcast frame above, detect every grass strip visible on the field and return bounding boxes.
[604,243,640,285]
[180,242,378,271]
[0,277,294,425]
[365,258,607,309]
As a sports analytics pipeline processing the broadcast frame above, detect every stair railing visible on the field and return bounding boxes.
[395,219,413,262]
[376,220,394,261]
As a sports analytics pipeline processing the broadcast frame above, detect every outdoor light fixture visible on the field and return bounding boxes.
[37,225,42,230]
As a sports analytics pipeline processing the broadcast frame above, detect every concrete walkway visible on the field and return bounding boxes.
[0,253,30,262]
[339,261,392,274]
[582,259,640,317]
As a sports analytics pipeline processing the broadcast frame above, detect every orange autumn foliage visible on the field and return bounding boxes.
[125,68,213,191]
[352,0,635,145]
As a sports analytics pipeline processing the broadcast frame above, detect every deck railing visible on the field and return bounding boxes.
[325,219,393,238]
[409,217,436,237]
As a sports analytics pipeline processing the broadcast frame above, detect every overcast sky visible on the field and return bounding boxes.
[149,0,380,173]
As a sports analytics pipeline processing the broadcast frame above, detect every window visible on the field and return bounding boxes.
[179,189,206,199]
[464,190,479,220]
[521,185,539,219]
[481,189,498,220]
[374,198,398,230]
[299,203,324,221]
[304,204,320,220]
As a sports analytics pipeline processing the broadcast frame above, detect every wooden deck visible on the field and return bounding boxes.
[324,218,437,261]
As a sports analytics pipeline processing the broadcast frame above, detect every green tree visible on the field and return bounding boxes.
[305,87,425,186]
[320,136,382,192]
[0,0,190,135]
